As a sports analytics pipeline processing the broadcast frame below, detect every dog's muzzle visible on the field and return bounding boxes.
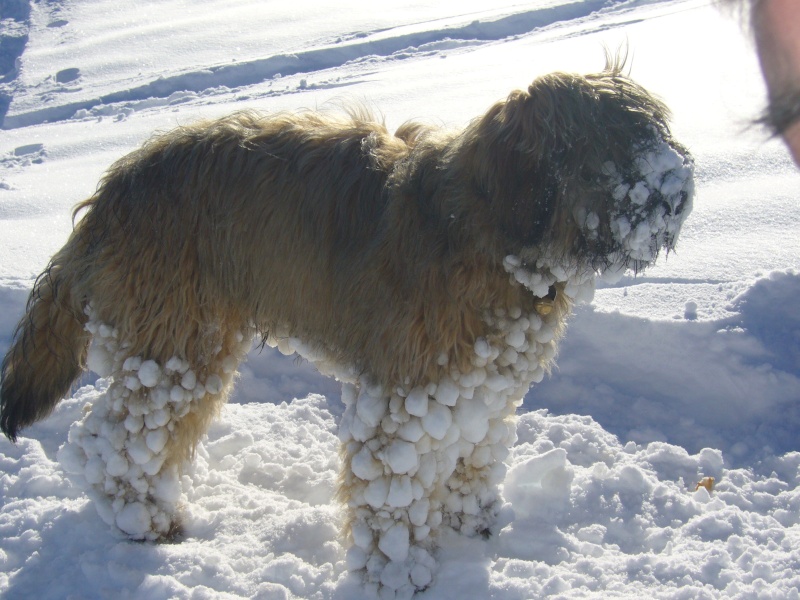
[602,136,694,270]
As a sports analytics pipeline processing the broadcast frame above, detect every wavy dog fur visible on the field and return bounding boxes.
[1,61,692,594]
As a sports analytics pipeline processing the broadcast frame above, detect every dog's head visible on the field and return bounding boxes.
[470,62,694,285]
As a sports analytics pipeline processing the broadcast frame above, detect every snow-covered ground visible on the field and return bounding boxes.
[1,0,799,598]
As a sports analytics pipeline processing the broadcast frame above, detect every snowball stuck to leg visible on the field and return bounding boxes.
[60,312,251,540]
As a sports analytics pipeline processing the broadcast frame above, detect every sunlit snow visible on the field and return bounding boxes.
[1,0,799,598]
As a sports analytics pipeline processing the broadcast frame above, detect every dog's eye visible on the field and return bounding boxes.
[579,166,597,184]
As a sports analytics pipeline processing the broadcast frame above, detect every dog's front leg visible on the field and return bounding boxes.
[440,410,517,537]
[338,380,466,598]
[337,367,524,596]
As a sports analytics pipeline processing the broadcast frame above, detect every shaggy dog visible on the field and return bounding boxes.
[0,62,693,597]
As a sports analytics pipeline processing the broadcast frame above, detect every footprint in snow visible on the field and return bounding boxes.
[14,143,44,157]
[3,143,46,169]
[56,67,81,84]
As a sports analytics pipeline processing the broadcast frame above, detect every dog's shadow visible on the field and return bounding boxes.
[0,440,496,600]
[426,532,496,597]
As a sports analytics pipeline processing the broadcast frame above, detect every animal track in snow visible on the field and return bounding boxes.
[4,0,617,129]
[2,143,46,169]
[55,68,81,84]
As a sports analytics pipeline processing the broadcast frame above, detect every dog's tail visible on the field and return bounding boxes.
[1,235,90,442]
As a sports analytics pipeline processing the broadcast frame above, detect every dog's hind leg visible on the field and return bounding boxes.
[59,309,252,540]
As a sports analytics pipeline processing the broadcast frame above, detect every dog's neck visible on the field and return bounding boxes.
[502,253,596,305]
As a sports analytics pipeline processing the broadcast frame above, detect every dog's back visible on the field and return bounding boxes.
[0,110,454,438]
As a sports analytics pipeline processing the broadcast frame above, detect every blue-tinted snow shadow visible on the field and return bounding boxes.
[0,0,30,127]
[524,270,800,467]
[732,270,800,377]
[0,498,138,600]
[0,285,29,363]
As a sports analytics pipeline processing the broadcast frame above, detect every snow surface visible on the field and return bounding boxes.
[1,0,800,598]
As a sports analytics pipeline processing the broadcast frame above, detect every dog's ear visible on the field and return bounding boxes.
[468,89,566,249]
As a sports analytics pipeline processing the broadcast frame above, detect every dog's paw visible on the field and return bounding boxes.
[348,542,436,598]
